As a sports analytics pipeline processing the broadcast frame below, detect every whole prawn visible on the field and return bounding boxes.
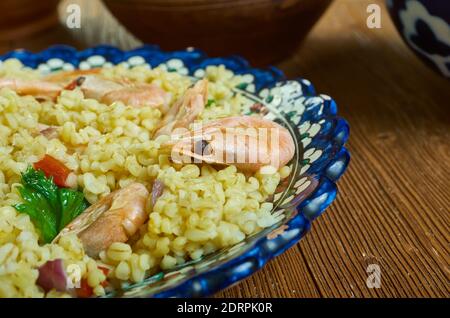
[163,115,295,173]
[54,183,149,257]
[0,69,171,111]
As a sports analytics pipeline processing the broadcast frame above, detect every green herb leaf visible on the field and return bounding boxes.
[58,188,89,231]
[205,99,215,108]
[14,186,58,243]
[21,166,59,213]
[13,167,89,243]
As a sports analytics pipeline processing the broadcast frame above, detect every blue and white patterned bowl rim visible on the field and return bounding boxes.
[0,45,350,297]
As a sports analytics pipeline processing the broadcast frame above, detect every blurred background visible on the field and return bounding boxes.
[1,0,448,74]
[0,0,333,65]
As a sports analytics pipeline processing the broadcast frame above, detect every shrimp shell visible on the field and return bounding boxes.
[0,78,61,99]
[166,116,295,172]
[154,79,208,137]
[54,183,149,257]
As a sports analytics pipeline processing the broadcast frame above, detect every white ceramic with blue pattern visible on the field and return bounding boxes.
[387,0,450,78]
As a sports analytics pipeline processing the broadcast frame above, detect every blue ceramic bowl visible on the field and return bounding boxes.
[0,45,350,297]
[387,0,450,78]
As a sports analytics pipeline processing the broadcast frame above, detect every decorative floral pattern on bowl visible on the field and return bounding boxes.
[387,0,450,78]
[0,45,350,297]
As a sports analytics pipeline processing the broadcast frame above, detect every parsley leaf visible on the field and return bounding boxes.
[20,167,60,223]
[13,167,89,243]
[14,187,58,243]
[58,188,88,231]
[205,99,215,108]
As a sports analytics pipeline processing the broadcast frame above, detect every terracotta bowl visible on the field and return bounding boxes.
[0,0,59,41]
[103,0,332,65]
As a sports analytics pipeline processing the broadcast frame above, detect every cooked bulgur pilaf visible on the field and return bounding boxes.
[0,59,294,297]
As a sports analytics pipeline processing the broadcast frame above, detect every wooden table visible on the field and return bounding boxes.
[1,0,448,298]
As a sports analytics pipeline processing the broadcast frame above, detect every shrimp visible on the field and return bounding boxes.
[0,69,99,99]
[44,69,101,84]
[54,183,149,257]
[75,75,171,111]
[0,78,61,99]
[154,79,208,137]
[1,68,171,111]
[165,116,295,172]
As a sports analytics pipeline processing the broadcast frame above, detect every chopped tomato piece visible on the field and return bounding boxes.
[98,266,110,287]
[34,154,72,188]
[97,266,109,287]
[75,266,110,297]
[98,266,110,275]
[76,278,93,298]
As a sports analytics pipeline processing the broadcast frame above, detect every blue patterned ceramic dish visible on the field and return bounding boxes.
[387,0,450,78]
[0,45,350,297]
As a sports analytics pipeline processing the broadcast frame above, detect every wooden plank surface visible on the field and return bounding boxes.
[1,0,448,298]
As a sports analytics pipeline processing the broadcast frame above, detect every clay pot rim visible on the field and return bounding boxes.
[0,10,59,42]
[103,0,308,10]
